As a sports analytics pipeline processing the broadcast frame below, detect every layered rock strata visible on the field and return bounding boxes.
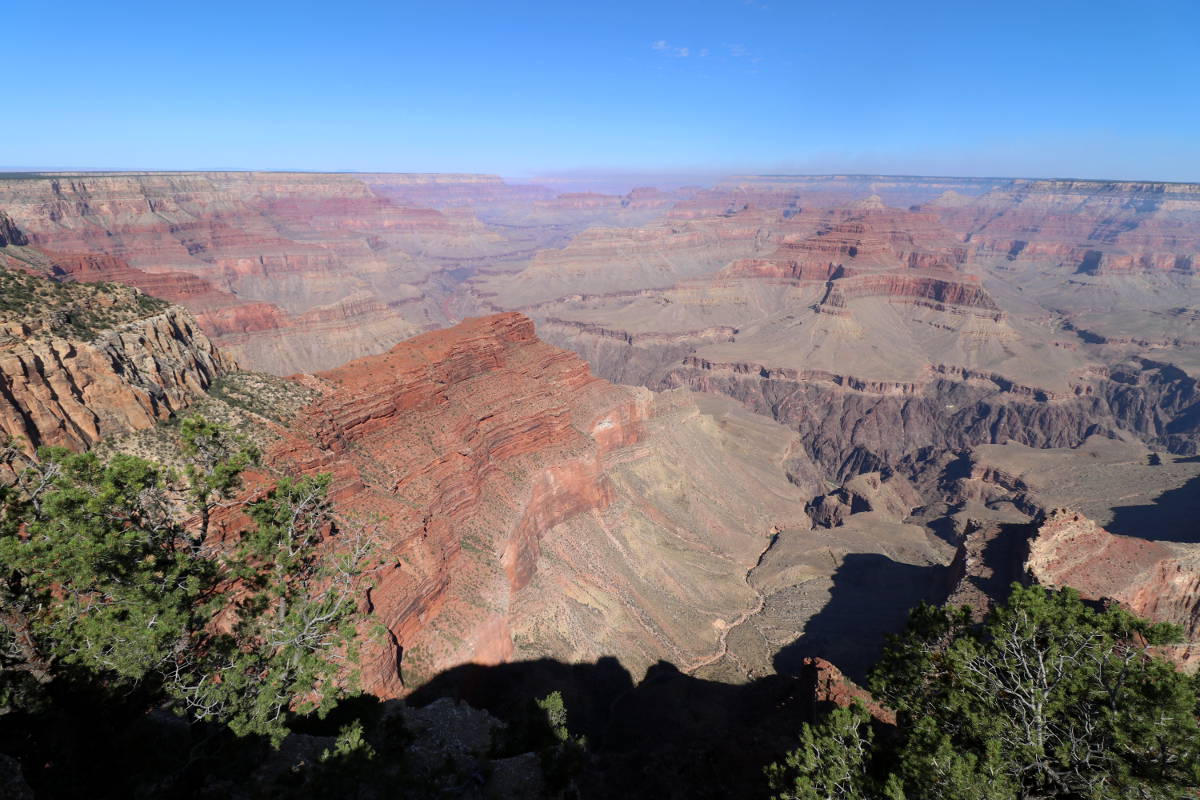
[0,307,230,451]
[0,173,543,373]
[1024,509,1200,666]
[942,507,1200,670]
[268,313,814,695]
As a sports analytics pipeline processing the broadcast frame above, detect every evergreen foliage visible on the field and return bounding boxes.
[0,266,168,338]
[769,585,1200,800]
[0,417,375,744]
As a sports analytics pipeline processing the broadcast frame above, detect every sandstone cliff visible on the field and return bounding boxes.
[0,272,232,451]
[944,507,1200,670]
[1023,509,1200,667]
[268,313,814,695]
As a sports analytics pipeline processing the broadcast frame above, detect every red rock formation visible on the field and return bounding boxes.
[1023,509,1200,667]
[267,313,648,694]
[801,657,896,724]
[720,203,968,282]
[0,308,231,451]
[267,312,814,694]
[945,509,1200,669]
[819,273,1000,315]
[0,172,522,373]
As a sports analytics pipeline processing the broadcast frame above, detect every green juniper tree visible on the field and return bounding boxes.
[0,419,378,744]
[171,473,381,742]
[178,415,259,546]
[770,585,1200,800]
[0,448,200,708]
[766,703,904,800]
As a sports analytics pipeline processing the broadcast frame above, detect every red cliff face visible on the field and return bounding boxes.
[721,204,968,281]
[268,313,651,694]
[268,313,814,695]
[819,273,1001,315]
[1024,509,1200,668]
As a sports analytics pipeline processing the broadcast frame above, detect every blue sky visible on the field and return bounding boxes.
[7,0,1200,182]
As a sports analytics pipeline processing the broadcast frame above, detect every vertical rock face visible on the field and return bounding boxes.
[0,213,27,247]
[0,307,232,451]
[269,313,814,695]
[1023,509,1200,668]
[944,507,1200,670]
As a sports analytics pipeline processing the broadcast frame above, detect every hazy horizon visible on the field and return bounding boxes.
[3,167,1198,198]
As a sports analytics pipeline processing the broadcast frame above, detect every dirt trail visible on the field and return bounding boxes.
[682,531,779,675]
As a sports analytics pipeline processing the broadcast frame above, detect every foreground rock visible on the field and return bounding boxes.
[0,269,231,451]
[1025,509,1200,667]
[942,506,1200,670]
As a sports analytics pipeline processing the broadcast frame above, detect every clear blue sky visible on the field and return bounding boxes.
[7,0,1200,182]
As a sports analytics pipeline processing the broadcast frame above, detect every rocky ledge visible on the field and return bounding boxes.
[0,306,232,451]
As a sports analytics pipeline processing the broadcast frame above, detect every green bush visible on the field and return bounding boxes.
[769,585,1200,799]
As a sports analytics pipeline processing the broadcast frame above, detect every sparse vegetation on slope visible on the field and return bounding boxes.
[0,417,376,745]
[0,266,167,340]
[95,372,320,468]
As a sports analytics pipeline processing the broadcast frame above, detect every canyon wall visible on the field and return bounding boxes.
[2,171,1198,694]
[1025,510,1200,662]
[0,172,704,375]
[461,183,1200,485]
[0,306,230,451]
[268,313,814,695]
[659,357,1198,479]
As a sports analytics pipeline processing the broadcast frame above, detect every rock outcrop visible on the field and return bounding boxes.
[806,471,922,527]
[0,213,27,247]
[940,506,1200,670]
[1024,509,1200,667]
[269,313,814,695]
[0,172,712,375]
[0,307,231,451]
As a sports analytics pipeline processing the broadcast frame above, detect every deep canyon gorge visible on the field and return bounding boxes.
[2,170,1199,795]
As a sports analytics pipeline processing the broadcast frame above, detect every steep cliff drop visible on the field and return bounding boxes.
[0,267,231,452]
[268,312,824,696]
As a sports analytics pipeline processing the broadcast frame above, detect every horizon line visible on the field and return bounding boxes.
[2,167,1199,188]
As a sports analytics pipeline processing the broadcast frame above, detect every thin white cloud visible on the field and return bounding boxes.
[650,40,692,58]
[653,40,759,64]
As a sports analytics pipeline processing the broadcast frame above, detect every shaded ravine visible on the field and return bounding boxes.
[682,529,781,675]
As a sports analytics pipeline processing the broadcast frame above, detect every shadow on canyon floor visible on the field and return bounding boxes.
[3,609,947,800]
[770,553,947,683]
[3,556,952,798]
[408,655,828,799]
[1107,473,1200,542]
